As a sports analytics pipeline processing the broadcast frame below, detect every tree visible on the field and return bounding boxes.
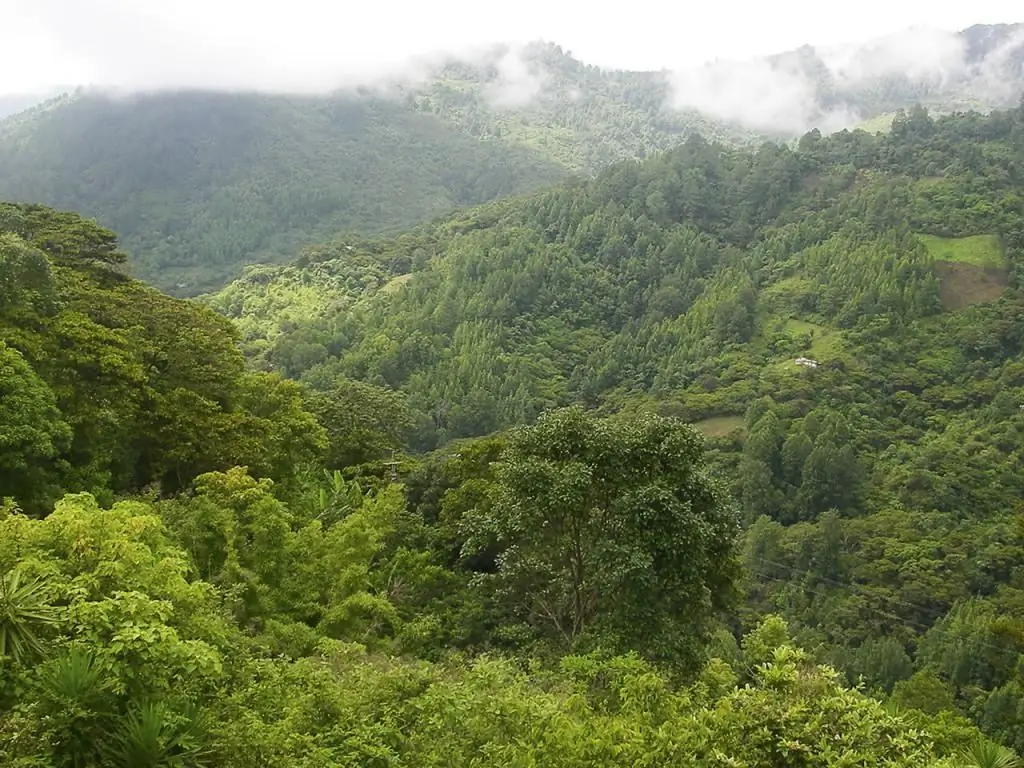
[0,232,56,315]
[305,379,412,469]
[470,406,740,671]
[17,204,126,266]
[0,342,72,510]
[234,373,328,486]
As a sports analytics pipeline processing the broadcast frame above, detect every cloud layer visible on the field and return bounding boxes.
[3,0,1023,136]
[668,25,1024,134]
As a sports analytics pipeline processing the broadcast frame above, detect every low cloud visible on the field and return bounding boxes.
[669,56,848,135]
[5,1,1022,137]
[822,26,966,83]
[483,46,549,109]
[668,25,1024,135]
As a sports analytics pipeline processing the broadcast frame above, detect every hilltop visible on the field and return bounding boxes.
[0,46,755,295]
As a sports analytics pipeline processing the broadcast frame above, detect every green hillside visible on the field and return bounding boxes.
[413,42,759,170]
[0,92,571,295]
[3,202,1008,766]
[205,103,1024,751]
[218,105,1021,447]
[3,57,1024,763]
[0,47,763,297]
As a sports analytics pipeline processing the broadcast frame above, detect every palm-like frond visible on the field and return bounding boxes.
[960,738,1022,768]
[103,701,210,768]
[36,649,115,768]
[0,567,60,661]
[38,648,109,704]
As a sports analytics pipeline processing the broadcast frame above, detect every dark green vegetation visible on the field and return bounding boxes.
[5,104,1024,766]
[0,202,1014,766]
[0,46,758,297]
[0,202,326,513]
[210,101,1024,753]
[0,91,570,296]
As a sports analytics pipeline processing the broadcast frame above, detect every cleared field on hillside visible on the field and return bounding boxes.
[693,415,745,438]
[917,234,1008,309]
[784,319,844,358]
[935,262,1008,309]
[917,233,1006,268]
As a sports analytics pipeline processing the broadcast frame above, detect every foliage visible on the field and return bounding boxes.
[0,491,995,767]
[304,378,412,470]
[0,568,60,662]
[204,101,1024,748]
[0,204,326,511]
[3,81,1024,764]
[468,407,739,671]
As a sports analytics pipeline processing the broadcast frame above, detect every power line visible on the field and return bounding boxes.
[745,556,1023,659]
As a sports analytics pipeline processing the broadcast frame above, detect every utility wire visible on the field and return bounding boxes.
[745,555,1023,659]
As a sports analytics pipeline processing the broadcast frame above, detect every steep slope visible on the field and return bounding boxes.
[779,23,1024,114]
[694,22,1024,132]
[0,213,1008,763]
[0,44,763,297]
[0,91,570,295]
[210,105,1024,748]
[216,106,1023,448]
[0,202,324,512]
[411,42,758,171]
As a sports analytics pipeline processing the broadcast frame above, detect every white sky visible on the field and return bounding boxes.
[1,0,1021,93]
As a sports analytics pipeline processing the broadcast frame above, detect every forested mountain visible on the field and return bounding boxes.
[209,101,1024,750]
[0,92,571,295]
[2,25,1021,296]
[4,203,1010,765]
[0,94,49,120]
[3,35,1024,763]
[0,49,757,296]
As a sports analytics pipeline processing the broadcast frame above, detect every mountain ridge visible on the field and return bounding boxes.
[0,24,1021,295]
[3,97,1024,757]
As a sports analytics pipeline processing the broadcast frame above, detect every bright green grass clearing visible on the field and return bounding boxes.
[783,319,843,358]
[784,318,820,335]
[765,318,844,375]
[916,234,1006,269]
[854,112,898,134]
[693,415,745,438]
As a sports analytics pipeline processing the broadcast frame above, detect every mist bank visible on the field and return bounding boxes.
[5,23,1023,135]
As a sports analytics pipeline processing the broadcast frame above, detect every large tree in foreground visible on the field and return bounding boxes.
[473,406,740,673]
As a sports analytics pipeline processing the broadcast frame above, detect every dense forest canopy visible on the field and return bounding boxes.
[3,214,987,762]
[205,100,1024,753]
[3,95,1024,765]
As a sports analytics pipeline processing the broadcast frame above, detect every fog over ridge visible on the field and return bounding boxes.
[3,0,1024,135]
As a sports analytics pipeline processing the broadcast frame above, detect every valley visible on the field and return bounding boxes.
[2,18,1024,768]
